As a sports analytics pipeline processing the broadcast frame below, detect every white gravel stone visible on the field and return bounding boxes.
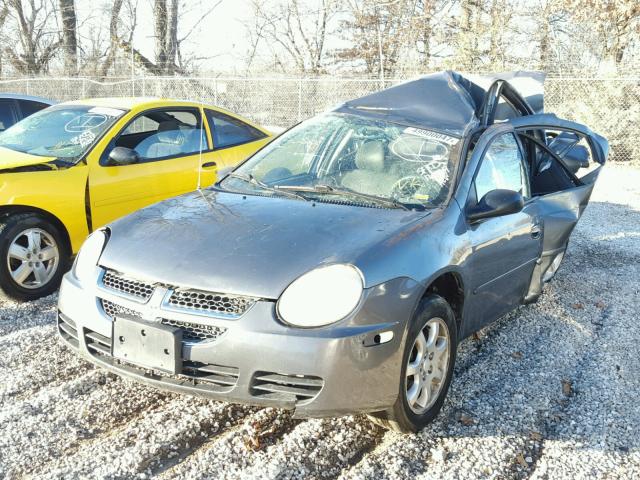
[0,165,639,479]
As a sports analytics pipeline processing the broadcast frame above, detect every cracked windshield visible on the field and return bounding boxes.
[0,105,124,161]
[221,114,459,208]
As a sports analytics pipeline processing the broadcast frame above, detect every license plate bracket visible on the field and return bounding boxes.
[112,315,182,374]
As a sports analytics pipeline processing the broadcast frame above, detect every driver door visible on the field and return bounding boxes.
[88,107,217,229]
[462,128,542,335]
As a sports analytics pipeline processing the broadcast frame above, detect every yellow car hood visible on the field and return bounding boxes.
[0,146,57,170]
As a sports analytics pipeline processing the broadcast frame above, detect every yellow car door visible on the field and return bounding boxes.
[88,106,217,229]
[203,108,272,170]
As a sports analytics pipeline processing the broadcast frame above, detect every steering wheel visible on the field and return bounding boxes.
[391,175,424,198]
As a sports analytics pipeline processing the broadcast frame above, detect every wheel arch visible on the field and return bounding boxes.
[419,270,465,334]
[0,205,72,255]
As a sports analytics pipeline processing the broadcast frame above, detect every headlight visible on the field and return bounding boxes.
[277,264,363,328]
[74,230,107,283]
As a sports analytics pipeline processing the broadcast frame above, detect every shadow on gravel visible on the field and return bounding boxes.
[1,201,639,479]
[334,200,640,478]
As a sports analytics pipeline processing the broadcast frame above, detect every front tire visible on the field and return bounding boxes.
[0,213,69,301]
[369,294,458,433]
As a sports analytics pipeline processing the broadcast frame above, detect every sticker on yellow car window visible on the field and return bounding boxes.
[76,130,96,147]
[65,114,108,133]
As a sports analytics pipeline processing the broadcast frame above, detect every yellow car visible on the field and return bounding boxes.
[0,97,271,300]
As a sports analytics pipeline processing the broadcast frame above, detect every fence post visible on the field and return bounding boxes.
[214,78,218,105]
[297,78,303,122]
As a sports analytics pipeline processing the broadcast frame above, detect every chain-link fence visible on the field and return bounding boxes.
[1,76,638,164]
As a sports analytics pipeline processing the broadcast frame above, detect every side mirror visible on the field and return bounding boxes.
[106,147,139,166]
[467,189,524,221]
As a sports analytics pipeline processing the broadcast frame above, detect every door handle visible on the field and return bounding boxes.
[530,225,542,239]
[202,161,217,169]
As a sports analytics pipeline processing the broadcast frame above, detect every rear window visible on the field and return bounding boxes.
[206,109,266,149]
[19,100,50,118]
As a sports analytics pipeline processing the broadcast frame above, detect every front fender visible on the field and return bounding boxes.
[0,165,89,252]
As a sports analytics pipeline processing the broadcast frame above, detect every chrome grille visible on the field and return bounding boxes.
[160,318,227,342]
[101,299,142,319]
[167,289,256,317]
[102,270,154,301]
[101,299,226,343]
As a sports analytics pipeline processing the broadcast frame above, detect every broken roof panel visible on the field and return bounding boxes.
[333,70,544,137]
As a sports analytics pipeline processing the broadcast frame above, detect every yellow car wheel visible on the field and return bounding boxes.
[0,213,70,301]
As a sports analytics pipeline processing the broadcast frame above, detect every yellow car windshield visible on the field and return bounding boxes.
[0,105,125,161]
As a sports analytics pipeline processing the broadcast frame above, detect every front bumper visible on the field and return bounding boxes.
[57,270,421,417]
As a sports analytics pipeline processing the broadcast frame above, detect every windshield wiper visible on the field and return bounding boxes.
[226,172,307,201]
[275,184,409,210]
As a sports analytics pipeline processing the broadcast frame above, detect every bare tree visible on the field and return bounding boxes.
[249,0,338,75]
[0,4,8,75]
[565,0,640,68]
[1,0,61,75]
[95,0,124,77]
[336,0,423,77]
[153,0,169,72]
[58,0,76,74]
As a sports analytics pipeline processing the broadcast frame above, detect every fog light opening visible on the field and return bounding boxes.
[363,330,394,347]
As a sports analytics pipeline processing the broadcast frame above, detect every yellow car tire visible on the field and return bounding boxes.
[0,213,70,301]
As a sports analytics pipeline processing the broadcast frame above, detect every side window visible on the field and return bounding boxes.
[206,109,266,149]
[18,100,50,119]
[474,133,529,201]
[0,100,17,131]
[520,128,600,196]
[122,116,159,135]
[116,109,205,161]
[546,130,597,179]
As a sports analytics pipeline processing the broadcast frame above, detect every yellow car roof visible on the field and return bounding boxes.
[59,97,270,135]
[62,97,205,111]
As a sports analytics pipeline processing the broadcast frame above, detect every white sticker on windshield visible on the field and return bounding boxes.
[77,130,96,147]
[67,130,97,147]
[65,114,108,133]
[403,127,459,146]
[88,107,125,117]
[418,162,449,187]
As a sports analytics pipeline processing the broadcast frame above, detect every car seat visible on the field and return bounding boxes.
[136,120,185,158]
[340,140,397,196]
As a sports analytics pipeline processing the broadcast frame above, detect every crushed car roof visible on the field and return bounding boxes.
[334,70,544,137]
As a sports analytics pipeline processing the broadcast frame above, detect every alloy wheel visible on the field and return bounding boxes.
[7,228,60,289]
[405,317,450,414]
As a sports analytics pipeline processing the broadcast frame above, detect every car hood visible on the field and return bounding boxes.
[101,189,429,299]
[0,146,57,170]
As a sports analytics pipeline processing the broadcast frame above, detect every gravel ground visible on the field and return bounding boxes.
[1,165,638,480]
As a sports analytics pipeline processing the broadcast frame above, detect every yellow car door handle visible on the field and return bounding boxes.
[202,161,217,169]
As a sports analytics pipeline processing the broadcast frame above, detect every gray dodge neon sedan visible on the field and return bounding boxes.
[58,71,607,432]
